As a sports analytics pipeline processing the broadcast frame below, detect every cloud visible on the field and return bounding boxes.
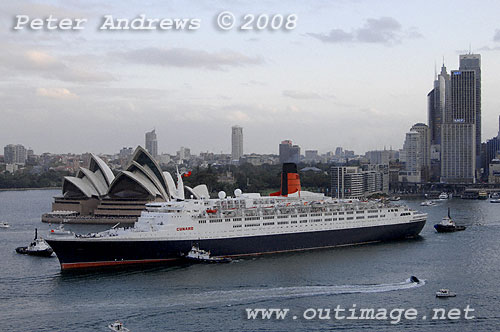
[307,17,421,46]
[36,87,78,99]
[282,90,322,100]
[0,47,115,83]
[115,47,264,70]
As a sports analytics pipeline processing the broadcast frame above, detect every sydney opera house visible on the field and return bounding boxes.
[42,146,208,225]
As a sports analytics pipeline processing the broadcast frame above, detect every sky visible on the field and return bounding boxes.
[1,0,500,156]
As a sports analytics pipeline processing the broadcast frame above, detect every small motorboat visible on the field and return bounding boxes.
[478,191,488,200]
[0,222,10,228]
[490,198,500,203]
[389,196,401,201]
[49,224,73,236]
[410,276,420,283]
[434,208,466,233]
[436,289,456,298]
[490,192,500,199]
[15,229,54,257]
[108,321,130,332]
[438,192,449,199]
[420,200,436,206]
[185,245,232,263]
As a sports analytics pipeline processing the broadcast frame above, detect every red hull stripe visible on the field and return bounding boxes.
[61,258,179,270]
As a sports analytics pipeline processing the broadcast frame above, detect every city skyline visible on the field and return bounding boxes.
[2,1,500,155]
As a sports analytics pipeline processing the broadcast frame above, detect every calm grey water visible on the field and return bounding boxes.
[0,190,499,331]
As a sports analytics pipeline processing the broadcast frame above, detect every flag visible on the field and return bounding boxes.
[183,171,192,178]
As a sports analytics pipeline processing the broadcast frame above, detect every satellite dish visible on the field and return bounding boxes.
[234,189,242,197]
[218,191,226,199]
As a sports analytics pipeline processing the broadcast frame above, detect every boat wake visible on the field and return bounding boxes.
[180,278,426,307]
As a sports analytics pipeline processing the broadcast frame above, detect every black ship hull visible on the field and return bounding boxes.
[434,224,466,232]
[47,220,426,270]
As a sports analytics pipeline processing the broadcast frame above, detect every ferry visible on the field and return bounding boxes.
[47,164,427,270]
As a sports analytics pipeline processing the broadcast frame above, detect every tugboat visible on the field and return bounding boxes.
[108,321,130,332]
[15,229,54,257]
[436,289,456,298]
[185,245,232,263]
[434,208,466,233]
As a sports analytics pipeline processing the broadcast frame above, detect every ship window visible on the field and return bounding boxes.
[356,216,364,219]
[380,215,385,217]
[325,218,332,221]
[277,221,289,225]
[263,222,275,226]
[291,220,297,224]
[356,211,364,214]
[300,220,307,223]
[347,217,353,220]
[299,214,307,217]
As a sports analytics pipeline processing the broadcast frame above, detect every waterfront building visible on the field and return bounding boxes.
[279,140,300,164]
[145,129,158,158]
[489,159,500,184]
[331,166,363,199]
[441,69,476,183]
[231,125,243,161]
[4,144,27,165]
[331,165,388,199]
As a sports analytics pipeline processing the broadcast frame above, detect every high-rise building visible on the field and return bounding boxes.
[427,63,450,180]
[279,140,300,164]
[410,123,430,181]
[428,63,450,146]
[459,54,481,170]
[177,147,191,161]
[145,129,158,158]
[4,144,27,165]
[441,69,476,183]
[231,125,243,161]
[400,131,421,183]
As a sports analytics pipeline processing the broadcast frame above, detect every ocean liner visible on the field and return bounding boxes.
[47,164,427,270]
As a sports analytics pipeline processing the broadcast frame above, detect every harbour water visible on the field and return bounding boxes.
[0,189,499,331]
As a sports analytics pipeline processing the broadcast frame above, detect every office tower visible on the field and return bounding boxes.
[145,129,158,158]
[441,70,476,183]
[428,63,450,146]
[231,125,243,161]
[459,53,481,171]
[279,140,300,164]
[427,63,450,180]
